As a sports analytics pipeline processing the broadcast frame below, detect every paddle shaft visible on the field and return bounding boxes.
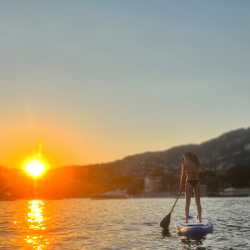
[170,189,182,214]
[160,187,184,228]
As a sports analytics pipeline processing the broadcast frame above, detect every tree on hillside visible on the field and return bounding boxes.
[127,179,144,196]
[161,174,179,191]
[226,165,250,188]
[206,174,228,191]
[109,176,133,190]
[198,170,216,184]
[152,167,165,176]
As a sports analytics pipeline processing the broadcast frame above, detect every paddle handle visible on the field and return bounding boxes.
[170,188,183,214]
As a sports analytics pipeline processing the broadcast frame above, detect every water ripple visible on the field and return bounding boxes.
[0,197,250,249]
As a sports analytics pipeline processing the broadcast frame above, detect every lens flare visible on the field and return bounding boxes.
[25,160,45,177]
[23,142,49,177]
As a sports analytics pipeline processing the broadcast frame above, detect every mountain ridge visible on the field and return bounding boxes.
[100,127,250,179]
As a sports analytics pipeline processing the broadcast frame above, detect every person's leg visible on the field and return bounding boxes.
[184,182,193,223]
[194,183,202,222]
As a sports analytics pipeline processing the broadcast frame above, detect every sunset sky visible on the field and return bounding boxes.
[1,1,250,168]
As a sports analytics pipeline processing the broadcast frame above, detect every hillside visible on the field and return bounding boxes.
[1,127,250,199]
[100,127,250,179]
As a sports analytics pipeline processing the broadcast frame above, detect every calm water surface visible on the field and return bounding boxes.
[0,197,250,249]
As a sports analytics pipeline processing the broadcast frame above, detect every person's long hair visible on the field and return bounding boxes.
[183,152,201,167]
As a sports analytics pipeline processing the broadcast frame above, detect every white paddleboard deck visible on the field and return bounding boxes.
[175,213,213,234]
[177,218,209,227]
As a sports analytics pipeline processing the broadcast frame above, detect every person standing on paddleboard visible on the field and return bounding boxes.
[179,152,205,223]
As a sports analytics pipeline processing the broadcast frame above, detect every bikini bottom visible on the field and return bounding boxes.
[186,180,200,189]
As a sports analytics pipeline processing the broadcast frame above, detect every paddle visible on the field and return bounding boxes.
[160,189,182,229]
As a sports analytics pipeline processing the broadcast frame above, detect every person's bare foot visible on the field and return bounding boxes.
[183,220,188,223]
[198,220,202,223]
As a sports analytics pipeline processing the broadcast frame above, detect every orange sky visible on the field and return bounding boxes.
[0,118,110,168]
[1,1,250,169]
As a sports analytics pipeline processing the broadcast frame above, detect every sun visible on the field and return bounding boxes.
[25,160,45,177]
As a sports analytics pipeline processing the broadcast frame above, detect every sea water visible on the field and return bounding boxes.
[0,197,250,249]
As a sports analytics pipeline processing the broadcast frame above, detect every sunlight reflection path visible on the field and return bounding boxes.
[24,200,50,249]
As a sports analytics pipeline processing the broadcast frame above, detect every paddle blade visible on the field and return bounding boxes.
[160,212,171,229]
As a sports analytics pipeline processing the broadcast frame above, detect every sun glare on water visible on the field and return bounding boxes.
[25,160,45,177]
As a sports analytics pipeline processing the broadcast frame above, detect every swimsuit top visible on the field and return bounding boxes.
[186,171,198,176]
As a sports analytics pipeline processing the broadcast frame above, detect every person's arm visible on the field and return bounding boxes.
[179,164,186,191]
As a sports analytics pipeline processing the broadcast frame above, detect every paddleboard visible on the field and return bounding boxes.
[175,213,213,235]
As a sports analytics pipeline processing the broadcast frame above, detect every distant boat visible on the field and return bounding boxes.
[208,187,248,197]
[89,190,128,200]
